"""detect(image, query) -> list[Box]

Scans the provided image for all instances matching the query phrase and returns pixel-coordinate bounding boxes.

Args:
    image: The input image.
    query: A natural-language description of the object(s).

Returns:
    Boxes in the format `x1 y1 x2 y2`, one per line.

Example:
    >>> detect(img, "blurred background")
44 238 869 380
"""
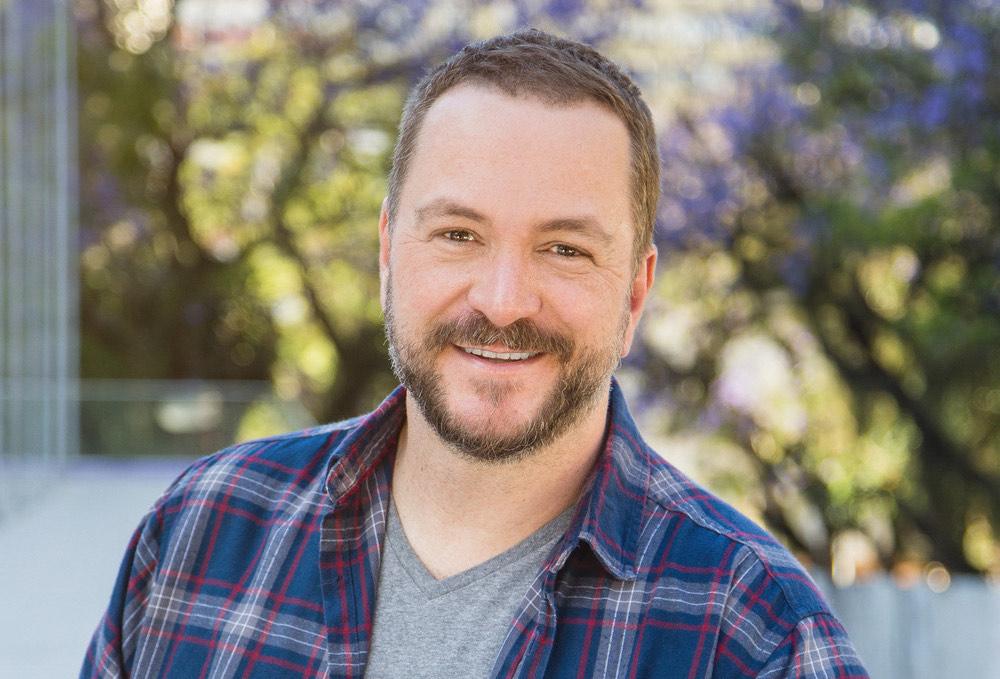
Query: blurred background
2 0 999 676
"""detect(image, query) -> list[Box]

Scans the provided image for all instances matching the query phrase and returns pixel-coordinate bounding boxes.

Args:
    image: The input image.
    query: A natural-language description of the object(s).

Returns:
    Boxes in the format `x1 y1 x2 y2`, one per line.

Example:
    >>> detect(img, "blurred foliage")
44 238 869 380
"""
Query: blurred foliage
641 0 1000 577
76 0 635 424
76 0 998 577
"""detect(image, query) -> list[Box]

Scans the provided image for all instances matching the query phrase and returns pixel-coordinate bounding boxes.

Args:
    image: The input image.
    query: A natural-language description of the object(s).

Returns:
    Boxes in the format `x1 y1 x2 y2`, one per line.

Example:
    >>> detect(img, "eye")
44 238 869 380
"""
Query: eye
441 229 476 243
550 243 584 258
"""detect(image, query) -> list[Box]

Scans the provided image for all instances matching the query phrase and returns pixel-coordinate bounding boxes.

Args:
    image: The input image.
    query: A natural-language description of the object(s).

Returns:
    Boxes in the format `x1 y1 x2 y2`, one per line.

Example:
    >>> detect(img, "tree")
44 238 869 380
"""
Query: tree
76 0 645 422
641 0 999 576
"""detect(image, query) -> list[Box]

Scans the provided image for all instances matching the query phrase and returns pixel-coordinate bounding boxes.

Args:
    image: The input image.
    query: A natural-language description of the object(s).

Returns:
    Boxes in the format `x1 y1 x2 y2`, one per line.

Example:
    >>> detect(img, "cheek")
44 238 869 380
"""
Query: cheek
389 255 470 321
541 273 628 326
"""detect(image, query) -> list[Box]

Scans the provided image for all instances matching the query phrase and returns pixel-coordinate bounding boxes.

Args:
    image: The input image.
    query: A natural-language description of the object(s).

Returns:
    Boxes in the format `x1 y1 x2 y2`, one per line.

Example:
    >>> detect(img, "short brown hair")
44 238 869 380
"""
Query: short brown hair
386 29 660 267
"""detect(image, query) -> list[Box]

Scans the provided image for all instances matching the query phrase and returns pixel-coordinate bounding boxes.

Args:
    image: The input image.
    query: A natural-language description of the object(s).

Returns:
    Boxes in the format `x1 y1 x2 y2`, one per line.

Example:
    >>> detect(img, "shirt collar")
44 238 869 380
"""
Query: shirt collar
547 378 648 581
323 379 649 581
324 385 406 505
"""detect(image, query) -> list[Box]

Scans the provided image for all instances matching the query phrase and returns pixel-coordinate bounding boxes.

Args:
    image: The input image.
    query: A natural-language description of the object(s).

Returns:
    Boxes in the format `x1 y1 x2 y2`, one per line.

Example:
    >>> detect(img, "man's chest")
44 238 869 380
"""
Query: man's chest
127 504 332 677
131 553 730 679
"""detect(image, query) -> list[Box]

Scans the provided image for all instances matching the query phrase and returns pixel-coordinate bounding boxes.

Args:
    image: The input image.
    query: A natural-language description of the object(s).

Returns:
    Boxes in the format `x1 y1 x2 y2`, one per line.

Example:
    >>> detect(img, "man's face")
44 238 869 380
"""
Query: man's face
380 85 655 462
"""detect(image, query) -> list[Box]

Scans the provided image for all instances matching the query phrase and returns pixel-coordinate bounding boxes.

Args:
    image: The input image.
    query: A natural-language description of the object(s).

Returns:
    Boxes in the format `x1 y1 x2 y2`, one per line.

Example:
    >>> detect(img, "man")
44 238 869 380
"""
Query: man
83 30 868 678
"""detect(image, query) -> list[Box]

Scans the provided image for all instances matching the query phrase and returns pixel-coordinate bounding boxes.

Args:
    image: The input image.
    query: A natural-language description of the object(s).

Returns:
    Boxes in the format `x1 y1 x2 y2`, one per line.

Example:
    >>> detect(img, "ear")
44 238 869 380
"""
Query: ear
620 245 657 357
378 198 391 309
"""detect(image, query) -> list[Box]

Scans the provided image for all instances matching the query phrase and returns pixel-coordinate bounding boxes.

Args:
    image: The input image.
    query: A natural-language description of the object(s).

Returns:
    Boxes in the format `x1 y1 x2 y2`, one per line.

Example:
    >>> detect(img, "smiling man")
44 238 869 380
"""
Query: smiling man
83 30 868 678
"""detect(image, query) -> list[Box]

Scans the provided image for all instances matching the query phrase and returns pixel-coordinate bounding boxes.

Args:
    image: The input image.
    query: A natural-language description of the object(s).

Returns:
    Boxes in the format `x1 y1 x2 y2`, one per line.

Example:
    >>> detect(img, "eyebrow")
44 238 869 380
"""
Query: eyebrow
415 198 614 245
537 217 614 246
415 199 490 226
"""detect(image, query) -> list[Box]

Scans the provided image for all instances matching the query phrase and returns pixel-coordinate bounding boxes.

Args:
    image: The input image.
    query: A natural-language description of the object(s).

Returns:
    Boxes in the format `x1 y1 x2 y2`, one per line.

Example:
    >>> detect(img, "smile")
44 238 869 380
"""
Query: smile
461 346 538 361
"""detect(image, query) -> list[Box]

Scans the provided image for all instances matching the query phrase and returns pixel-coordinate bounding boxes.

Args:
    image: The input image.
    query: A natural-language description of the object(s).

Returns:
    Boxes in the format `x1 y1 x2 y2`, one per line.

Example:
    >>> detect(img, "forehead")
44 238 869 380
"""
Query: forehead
398 84 633 241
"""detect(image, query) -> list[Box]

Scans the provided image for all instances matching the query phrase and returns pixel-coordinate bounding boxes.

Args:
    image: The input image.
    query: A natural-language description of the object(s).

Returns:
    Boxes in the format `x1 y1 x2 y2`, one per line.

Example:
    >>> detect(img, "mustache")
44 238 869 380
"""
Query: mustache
426 312 573 360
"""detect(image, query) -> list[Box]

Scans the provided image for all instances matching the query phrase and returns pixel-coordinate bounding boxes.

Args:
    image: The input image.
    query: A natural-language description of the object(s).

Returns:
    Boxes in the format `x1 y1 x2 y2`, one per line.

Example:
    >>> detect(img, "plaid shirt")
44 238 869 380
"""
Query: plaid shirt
83 381 868 678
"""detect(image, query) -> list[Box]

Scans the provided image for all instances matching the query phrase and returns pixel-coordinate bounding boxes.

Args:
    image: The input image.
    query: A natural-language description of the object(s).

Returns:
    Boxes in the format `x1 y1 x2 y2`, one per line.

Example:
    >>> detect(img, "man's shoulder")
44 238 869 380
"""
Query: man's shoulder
153 415 366 516
622 451 866 677
636 448 831 621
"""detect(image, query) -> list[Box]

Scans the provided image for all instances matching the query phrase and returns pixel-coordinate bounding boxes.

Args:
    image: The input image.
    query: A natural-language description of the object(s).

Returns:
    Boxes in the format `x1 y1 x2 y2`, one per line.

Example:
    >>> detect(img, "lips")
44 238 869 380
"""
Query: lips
461 346 539 361
426 312 574 362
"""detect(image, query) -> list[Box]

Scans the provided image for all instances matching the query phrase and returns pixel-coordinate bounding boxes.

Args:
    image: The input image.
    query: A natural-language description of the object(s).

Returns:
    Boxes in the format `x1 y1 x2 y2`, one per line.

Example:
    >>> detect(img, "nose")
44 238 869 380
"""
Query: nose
465 252 542 328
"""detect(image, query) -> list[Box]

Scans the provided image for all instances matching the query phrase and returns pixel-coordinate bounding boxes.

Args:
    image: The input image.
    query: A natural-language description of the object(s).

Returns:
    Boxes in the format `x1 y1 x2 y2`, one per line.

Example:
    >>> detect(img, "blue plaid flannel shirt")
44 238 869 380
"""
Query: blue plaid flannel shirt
82 381 868 678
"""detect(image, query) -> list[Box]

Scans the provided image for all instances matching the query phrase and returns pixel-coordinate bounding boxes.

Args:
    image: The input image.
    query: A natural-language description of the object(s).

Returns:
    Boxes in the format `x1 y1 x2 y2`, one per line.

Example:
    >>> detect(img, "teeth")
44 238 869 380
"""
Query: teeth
463 347 536 361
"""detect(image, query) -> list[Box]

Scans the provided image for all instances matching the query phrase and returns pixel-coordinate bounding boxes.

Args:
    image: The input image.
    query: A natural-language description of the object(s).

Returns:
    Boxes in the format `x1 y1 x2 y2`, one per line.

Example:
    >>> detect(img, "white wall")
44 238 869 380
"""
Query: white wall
819 573 1000 678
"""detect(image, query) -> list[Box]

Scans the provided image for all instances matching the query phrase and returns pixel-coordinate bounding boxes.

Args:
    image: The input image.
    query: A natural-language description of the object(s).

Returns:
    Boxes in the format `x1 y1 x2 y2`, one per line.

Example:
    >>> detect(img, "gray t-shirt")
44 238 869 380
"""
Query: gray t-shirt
364 501 573 679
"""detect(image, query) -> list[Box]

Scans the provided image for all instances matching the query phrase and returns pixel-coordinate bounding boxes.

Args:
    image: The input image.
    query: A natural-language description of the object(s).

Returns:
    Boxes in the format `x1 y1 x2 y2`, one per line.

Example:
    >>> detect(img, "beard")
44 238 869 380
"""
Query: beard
383 277 628 464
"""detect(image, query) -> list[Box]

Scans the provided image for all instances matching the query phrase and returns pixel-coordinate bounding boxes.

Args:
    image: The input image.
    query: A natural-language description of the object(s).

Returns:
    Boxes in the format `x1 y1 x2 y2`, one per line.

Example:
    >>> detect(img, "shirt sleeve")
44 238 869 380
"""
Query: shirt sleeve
756 613 870 678
79 502 165 678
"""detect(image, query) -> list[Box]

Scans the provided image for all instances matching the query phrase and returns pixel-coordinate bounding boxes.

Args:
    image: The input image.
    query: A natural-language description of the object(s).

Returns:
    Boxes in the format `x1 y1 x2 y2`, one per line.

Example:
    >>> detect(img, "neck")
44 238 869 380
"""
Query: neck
390 387 610 579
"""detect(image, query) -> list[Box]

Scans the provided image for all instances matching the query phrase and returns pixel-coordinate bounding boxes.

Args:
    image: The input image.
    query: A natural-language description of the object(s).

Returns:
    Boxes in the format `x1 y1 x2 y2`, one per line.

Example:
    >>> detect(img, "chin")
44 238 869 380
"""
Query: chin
453 377 542 418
